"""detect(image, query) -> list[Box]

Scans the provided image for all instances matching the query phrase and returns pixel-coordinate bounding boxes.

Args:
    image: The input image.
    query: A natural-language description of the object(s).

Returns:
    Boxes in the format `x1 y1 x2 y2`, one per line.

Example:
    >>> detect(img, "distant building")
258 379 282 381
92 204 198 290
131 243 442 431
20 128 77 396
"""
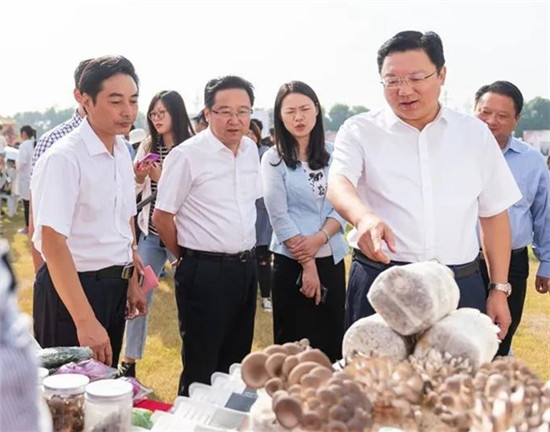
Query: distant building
523 130 550 156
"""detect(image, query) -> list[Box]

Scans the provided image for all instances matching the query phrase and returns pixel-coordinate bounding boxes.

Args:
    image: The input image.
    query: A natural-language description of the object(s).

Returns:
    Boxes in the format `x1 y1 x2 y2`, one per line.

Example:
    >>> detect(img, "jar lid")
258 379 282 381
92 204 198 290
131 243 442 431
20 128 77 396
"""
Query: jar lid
43 374 90 395
85 379 133 400
37 367 49 382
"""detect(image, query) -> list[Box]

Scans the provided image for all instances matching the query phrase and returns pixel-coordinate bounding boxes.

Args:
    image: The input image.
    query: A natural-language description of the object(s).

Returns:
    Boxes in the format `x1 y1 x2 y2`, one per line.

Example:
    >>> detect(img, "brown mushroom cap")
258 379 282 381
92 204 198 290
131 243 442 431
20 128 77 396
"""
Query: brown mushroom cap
271 389 289 406
265 377 284 396
300 373 323 388
309 365 334 382
282 355 299 378
241 351 269 388
326 420 348 432
317 387 338 405
298 338 310 348
265 352 287 378
329 405 349 422
264 345 288 356
301 410 322 430
274 396 303 429
283 342 304 355
288 361 322 386
298 349 333 369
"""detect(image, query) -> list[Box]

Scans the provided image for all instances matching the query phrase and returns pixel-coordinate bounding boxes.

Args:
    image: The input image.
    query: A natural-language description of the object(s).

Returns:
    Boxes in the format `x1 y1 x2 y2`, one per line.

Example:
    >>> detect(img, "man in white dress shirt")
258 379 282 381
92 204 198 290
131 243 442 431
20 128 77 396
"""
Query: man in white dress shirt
328 31 521 340
154 75 261 396
31 55 146 366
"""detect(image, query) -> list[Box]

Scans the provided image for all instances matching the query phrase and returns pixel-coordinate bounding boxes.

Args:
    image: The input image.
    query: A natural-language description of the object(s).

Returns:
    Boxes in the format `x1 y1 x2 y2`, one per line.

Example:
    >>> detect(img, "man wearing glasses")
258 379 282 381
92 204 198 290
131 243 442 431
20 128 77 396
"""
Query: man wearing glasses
153 76 261 396
474 81 550 356
328 31 521 342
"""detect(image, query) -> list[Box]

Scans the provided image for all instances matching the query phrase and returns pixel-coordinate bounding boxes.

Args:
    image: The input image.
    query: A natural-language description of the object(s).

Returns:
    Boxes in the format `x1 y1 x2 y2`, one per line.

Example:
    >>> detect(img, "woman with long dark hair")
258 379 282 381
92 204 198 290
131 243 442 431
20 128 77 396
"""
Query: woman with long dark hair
16 125 36 234
119 90 194 377
261 81 348 361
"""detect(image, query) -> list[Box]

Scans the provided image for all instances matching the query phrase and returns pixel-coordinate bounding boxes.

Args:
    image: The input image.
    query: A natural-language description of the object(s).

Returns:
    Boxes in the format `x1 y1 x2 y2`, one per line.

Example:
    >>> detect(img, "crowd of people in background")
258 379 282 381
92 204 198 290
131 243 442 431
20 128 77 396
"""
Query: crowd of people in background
0 30 549 424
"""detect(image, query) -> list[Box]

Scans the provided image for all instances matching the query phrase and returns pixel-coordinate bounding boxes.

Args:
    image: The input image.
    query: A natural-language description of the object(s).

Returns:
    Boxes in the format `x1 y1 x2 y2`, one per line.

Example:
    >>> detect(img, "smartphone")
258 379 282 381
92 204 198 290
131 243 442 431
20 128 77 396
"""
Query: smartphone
320 285 328 304
137 152 160 167
296 272 328 304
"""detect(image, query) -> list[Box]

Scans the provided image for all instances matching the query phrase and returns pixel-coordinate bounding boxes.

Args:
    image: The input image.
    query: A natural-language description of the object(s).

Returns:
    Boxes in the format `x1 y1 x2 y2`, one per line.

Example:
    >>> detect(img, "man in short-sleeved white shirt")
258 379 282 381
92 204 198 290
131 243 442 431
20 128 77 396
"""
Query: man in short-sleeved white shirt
328 31 521 340
154 76 261 396
31 56 146 367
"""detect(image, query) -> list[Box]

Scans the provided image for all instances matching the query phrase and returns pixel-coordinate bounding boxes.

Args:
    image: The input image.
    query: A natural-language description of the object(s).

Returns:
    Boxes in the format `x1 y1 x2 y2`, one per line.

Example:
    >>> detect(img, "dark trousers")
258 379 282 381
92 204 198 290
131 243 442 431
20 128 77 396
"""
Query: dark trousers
22 199 30 228
479 247 529 356
33 264 128 366
256 245 272 298
174 255 257 396
345 252 486 330
272 254 346 362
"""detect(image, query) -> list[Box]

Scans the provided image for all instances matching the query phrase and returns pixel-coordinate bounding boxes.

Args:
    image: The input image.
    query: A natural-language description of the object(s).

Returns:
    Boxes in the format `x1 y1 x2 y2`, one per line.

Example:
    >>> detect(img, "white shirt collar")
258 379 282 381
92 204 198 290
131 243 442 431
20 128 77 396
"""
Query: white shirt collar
80 117 126 157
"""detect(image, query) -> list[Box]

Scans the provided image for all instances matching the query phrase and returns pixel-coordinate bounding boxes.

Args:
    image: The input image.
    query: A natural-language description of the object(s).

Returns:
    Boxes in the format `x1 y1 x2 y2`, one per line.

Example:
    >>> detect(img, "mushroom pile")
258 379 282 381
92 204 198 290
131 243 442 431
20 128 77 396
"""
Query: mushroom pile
241 339 372 431
240 262 549 431
425 357 550 432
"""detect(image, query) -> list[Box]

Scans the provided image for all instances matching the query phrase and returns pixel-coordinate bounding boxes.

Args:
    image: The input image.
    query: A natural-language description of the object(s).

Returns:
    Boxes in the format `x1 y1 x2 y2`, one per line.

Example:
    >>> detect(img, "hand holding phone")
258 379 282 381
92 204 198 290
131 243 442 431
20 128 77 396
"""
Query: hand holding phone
296 271 328 304
139 265 159 294
137 152 160 168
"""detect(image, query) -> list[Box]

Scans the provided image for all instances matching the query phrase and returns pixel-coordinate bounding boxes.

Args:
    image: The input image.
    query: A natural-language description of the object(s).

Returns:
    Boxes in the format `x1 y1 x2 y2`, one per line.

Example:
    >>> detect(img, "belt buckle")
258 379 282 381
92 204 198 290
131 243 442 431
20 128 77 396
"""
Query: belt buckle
238 251 249 262
121 264 134 280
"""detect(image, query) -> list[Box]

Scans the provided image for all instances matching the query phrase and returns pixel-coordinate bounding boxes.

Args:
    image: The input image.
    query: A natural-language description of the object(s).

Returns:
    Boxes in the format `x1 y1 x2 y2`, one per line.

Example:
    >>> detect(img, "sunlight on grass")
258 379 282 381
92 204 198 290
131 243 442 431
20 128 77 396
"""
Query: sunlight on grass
3 205 549 403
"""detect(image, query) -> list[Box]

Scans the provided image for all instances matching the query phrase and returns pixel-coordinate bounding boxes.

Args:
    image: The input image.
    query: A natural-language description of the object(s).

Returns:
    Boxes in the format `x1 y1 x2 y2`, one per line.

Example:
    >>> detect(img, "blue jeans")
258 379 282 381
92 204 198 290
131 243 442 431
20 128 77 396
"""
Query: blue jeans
123 233 175 359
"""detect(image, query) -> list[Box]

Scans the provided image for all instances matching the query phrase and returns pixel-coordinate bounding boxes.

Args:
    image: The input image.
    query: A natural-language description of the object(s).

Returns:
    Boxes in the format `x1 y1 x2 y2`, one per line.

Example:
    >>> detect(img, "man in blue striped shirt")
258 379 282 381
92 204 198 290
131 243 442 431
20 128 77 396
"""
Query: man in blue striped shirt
475 81 550 356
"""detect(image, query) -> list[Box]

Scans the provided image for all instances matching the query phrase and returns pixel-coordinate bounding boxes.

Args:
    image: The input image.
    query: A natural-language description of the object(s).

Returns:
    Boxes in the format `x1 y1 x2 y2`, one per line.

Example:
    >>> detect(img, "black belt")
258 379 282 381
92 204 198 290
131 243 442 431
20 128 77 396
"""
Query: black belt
353 249 479 280
479 247 526 260
80 264 134 280
181 247 256 262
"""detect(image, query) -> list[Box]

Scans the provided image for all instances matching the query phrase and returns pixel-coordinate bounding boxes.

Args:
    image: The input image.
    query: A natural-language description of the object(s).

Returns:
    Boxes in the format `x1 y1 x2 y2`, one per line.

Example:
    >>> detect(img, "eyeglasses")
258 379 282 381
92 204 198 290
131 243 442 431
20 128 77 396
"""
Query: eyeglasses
210 108 253 119
380 70 438 89
148 110 167 121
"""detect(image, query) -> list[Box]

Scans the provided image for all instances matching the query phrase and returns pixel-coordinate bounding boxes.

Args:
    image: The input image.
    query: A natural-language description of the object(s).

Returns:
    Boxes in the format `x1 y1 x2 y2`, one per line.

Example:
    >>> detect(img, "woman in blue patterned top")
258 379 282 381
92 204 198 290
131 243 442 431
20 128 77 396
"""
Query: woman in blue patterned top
261 81 348 362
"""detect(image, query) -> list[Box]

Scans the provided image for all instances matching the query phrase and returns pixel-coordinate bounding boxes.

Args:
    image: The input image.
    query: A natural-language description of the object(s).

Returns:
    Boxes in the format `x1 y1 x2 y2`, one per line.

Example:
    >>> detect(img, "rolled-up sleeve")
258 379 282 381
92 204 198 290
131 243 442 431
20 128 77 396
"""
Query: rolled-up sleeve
261 150 300 242
31 152 79 254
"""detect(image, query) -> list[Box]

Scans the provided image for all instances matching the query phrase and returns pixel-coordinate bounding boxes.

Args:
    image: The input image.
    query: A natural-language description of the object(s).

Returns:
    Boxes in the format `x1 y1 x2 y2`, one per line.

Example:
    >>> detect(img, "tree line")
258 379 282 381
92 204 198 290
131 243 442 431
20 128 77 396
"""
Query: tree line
7 98 548 140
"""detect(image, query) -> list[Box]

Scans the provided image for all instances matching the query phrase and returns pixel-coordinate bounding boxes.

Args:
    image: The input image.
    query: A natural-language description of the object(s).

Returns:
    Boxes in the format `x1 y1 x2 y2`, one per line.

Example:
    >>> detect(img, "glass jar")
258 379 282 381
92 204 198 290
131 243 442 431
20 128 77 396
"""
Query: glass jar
84 379 133 432
38 367 53 432
43 373 90 432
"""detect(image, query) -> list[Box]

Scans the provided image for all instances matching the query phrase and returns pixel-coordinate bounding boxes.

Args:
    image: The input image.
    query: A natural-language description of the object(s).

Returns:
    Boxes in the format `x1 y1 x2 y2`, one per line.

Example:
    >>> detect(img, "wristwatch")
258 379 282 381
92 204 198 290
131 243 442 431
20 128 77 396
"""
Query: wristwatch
488 282 512 297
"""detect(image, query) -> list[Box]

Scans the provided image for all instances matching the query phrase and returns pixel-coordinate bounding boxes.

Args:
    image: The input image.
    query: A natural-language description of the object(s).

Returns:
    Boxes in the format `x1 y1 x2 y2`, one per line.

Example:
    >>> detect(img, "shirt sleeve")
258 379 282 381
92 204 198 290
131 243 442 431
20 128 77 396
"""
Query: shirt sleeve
328 119 365 187
155 148 192 214
261 150 301 242
32 134 53 168
30 152 79 253
478 127 522 217
531 158 550 277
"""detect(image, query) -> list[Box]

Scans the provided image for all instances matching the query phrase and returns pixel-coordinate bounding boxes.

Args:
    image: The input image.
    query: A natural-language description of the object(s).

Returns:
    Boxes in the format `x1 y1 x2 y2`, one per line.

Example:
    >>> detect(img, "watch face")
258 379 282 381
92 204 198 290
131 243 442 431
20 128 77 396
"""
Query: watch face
489 282 512 296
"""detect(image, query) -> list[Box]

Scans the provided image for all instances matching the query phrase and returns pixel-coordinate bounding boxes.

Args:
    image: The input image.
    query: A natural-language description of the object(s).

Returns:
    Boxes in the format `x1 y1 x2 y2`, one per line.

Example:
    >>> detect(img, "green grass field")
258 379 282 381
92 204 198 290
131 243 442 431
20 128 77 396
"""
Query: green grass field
2 207 548 403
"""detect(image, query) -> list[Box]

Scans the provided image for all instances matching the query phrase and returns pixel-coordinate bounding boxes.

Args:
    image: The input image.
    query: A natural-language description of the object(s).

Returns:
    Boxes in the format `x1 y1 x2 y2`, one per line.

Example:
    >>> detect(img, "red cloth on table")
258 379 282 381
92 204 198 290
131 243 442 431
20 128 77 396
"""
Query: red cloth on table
134 399 172 412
